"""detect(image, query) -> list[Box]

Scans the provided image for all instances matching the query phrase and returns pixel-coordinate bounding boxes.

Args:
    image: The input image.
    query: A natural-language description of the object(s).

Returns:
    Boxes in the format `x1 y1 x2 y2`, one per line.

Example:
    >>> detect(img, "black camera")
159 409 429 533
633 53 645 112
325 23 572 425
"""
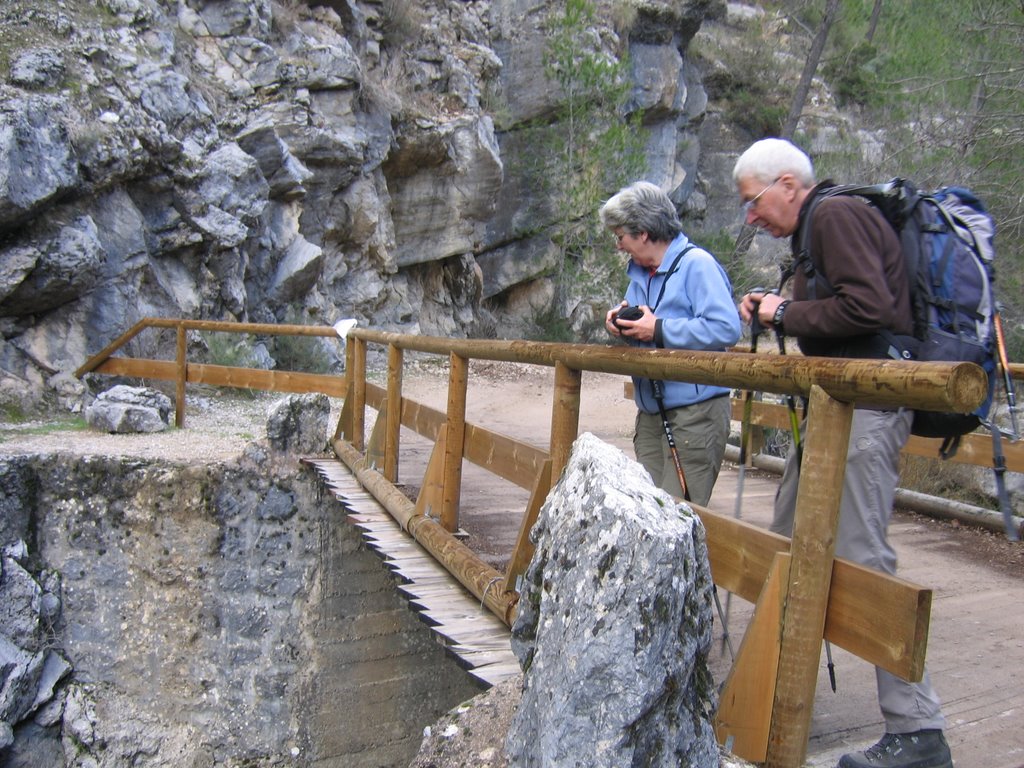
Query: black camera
613 305 644 329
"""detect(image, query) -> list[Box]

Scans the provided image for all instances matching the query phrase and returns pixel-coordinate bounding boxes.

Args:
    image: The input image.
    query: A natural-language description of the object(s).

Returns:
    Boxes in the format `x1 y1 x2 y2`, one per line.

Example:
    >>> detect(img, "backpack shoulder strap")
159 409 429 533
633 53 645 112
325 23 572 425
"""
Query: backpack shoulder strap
786 179 911 298
787 185 848 296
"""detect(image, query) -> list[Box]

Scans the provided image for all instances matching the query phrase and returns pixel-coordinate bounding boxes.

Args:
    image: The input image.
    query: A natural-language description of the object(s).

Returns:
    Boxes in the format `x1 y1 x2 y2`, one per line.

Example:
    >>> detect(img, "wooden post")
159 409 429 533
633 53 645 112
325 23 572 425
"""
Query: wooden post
350 337 366 452
549 362 582 480
766 385 853 767
441 353 469 532
335 340 355 443
175 324 186 428
384 344 403 482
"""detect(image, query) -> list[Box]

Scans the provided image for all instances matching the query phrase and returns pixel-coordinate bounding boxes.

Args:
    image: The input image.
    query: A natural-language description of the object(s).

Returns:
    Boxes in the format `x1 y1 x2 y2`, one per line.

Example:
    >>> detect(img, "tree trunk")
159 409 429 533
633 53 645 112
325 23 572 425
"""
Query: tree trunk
731 0 843 263
866 0 884 43
782 0 842 138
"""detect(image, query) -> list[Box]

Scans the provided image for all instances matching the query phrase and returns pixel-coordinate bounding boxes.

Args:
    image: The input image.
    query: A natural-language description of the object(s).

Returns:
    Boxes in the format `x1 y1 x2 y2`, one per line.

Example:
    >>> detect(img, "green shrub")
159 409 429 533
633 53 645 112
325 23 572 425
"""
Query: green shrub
200 332 261 369
273 333 333 374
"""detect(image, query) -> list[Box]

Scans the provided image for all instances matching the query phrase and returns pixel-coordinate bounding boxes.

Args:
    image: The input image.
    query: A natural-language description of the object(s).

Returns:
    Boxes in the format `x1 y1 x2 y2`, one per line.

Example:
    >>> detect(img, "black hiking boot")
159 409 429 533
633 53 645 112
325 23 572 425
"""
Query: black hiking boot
837 730 953 768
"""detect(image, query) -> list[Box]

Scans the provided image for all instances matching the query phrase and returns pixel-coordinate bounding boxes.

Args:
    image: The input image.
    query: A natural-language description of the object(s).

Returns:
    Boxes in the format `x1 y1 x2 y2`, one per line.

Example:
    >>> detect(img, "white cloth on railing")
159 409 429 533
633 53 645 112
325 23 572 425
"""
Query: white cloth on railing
333 319 358 339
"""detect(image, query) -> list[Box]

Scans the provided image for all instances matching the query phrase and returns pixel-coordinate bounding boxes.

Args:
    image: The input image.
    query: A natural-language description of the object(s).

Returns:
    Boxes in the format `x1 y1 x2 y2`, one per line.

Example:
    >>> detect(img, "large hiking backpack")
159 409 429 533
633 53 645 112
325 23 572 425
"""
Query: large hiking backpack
793 178 998 449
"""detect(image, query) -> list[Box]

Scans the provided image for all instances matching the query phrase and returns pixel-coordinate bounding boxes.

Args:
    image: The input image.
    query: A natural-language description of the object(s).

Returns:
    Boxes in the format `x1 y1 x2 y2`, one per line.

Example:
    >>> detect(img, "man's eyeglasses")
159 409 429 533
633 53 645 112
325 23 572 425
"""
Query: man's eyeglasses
612 230 631 244
742 177 780 212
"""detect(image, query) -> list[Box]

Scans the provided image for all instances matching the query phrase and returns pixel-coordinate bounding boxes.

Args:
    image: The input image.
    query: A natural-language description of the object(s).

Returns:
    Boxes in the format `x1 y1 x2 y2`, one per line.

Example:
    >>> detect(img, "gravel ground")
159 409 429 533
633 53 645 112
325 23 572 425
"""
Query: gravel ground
0 389 295 462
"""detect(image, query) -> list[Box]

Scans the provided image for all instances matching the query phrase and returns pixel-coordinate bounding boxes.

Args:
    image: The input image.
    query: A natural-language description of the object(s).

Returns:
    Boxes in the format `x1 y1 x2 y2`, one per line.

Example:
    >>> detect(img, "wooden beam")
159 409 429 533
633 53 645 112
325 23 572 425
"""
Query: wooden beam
699 506 929 682
366 398 387 471
350 338 366 452
74 319 150 376
826 557 931 682
503 460 553 593
385 345 403 482
415 426 448 523
189 363 349 396
89 357 349 396
716 553 790 762
349 329 988 414
464 425 549 489
89 357 178 380
365 382 549 490
549 362 582 481
175 325 186 427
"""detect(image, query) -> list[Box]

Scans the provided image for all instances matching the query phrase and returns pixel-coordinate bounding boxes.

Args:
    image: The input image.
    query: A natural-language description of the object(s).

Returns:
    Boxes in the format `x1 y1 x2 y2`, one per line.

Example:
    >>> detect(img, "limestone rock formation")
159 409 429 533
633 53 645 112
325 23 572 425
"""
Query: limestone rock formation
508 432 718 767
0 541 70 752
266 392 331 454
0 0 723 414
0 442 479 766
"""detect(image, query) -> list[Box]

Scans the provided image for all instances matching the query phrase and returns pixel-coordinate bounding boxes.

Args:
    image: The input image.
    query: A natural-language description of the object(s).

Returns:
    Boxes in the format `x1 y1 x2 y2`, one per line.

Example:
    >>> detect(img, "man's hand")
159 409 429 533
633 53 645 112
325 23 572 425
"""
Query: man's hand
739 290 785 329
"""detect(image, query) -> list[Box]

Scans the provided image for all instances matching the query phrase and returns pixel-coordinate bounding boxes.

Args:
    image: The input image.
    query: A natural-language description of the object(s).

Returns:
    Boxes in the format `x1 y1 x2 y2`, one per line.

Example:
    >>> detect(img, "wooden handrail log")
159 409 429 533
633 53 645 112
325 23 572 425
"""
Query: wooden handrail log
75 318 151 376
132 317 341 337
333 438 518 626
76 317 342 377
349 329 986 413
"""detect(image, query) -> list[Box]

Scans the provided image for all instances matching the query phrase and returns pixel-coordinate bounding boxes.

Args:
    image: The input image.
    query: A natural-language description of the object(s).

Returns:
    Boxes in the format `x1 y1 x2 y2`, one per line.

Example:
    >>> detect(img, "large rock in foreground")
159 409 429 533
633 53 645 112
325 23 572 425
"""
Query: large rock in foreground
507 432 718 767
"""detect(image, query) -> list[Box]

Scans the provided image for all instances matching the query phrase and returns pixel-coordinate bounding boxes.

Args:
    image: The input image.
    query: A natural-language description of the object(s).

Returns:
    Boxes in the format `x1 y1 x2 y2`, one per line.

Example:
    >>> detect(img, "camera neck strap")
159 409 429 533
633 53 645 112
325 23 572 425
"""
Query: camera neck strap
648 244 696 311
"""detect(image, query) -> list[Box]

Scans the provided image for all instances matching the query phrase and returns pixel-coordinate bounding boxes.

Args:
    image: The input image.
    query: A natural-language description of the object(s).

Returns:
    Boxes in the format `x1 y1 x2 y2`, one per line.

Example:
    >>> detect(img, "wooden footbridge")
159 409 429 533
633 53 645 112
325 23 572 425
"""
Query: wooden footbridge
77 318 1023 768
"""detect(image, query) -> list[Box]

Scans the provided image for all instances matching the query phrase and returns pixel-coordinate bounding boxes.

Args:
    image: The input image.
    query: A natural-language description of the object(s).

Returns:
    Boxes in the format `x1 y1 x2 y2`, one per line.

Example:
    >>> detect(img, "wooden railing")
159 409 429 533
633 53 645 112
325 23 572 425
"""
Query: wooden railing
333 328 989 767
75 318 347 426
78 319 1001 768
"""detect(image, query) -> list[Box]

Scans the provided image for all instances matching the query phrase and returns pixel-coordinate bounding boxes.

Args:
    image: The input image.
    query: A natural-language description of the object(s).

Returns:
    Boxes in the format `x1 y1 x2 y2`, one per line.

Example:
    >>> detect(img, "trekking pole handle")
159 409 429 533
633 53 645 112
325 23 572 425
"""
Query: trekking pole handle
747 286 777 341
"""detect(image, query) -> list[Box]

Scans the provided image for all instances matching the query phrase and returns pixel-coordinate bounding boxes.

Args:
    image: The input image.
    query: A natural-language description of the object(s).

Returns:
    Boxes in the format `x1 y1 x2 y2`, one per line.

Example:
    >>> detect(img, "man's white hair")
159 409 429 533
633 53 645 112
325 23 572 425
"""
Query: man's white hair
732 138 816 187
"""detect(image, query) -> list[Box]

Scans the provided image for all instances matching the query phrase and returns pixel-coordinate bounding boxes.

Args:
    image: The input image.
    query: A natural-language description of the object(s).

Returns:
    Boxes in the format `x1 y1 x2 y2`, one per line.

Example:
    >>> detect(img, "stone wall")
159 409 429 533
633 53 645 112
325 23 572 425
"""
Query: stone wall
0 452 480 766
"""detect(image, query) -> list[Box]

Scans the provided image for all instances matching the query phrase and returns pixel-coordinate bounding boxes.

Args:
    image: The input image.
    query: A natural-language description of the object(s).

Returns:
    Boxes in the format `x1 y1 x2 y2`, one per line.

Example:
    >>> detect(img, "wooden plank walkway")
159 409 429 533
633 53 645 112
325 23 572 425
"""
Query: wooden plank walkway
303 458 521 688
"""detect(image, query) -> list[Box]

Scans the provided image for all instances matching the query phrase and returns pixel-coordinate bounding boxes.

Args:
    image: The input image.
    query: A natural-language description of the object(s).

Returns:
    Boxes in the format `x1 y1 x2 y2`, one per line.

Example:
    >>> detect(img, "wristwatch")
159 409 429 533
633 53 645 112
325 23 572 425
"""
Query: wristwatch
772 300 790 331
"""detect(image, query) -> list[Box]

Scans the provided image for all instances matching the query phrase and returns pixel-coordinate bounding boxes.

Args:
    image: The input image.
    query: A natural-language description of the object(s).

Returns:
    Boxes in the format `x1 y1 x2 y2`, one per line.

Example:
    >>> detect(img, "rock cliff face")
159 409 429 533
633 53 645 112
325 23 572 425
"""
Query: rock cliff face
0 0 722 412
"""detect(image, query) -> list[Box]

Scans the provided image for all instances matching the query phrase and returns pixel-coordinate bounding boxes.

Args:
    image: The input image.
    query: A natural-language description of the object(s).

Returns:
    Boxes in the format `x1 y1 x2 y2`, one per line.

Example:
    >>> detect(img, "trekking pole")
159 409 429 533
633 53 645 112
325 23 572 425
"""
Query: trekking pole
720 303 766 658
990 305 1021 541
712 584 735 661
771 302 804 465
990 425 1019 541
651 380 691 503
993 306 1020 440
651 380 735 659
824 631 837 692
